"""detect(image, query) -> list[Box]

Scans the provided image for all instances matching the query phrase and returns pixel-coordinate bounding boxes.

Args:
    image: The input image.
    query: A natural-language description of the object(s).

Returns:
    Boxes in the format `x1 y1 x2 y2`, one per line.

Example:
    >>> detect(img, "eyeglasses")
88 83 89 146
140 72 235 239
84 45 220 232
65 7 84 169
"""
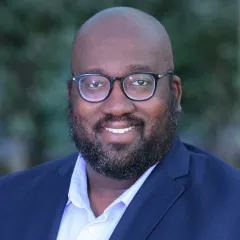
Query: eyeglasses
71 70 173 103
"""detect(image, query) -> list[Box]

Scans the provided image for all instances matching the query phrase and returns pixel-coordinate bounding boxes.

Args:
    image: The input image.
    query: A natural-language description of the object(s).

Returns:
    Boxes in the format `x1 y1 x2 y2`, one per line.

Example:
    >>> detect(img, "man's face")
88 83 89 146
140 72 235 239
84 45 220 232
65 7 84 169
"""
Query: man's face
69 28 181 179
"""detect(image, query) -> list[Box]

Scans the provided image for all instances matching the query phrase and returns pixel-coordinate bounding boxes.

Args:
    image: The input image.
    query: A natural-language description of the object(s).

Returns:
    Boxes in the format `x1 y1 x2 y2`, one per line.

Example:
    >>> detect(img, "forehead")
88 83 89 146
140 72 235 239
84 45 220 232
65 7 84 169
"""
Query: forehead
71 17 169 75
73 41 159 74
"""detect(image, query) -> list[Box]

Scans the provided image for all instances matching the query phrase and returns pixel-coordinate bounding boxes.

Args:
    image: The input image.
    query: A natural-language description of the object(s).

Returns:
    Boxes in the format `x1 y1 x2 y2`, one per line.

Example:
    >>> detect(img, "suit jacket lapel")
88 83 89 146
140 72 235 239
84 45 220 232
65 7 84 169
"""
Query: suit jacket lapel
110 138 190 240
9 154 77 240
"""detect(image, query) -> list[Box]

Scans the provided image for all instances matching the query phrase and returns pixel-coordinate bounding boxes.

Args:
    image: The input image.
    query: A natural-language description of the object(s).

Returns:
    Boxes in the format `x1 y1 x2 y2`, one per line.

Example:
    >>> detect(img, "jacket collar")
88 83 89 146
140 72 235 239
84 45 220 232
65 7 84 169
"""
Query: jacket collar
109 137 190 240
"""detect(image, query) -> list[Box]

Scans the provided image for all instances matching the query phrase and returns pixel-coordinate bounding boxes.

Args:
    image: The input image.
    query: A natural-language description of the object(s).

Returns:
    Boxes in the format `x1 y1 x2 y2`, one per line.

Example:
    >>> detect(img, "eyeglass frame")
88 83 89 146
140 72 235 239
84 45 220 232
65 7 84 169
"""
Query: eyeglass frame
71 70 173 103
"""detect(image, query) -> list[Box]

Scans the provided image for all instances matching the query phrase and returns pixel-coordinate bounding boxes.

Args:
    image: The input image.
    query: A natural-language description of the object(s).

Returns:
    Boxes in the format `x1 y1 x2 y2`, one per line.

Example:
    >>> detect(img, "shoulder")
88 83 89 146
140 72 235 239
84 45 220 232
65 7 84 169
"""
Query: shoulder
183 142 240 198
0 152 78 192
184 142 240 178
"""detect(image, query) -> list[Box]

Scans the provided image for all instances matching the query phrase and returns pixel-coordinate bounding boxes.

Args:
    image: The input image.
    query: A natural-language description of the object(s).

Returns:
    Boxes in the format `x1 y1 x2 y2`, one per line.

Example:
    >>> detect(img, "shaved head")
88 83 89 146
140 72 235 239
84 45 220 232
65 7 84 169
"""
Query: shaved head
71 7 174 74
68 7 182 179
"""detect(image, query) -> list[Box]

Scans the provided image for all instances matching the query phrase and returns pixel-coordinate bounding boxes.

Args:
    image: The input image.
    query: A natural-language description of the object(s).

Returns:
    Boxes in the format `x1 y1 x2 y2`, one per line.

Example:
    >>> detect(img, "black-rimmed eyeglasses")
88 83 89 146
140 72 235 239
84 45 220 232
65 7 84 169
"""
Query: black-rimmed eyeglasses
71 70 173 103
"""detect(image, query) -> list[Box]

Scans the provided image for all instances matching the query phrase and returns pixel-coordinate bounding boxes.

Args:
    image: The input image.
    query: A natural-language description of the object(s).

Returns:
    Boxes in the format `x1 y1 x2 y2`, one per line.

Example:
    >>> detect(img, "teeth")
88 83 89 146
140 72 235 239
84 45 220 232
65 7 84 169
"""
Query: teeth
105 127 134 134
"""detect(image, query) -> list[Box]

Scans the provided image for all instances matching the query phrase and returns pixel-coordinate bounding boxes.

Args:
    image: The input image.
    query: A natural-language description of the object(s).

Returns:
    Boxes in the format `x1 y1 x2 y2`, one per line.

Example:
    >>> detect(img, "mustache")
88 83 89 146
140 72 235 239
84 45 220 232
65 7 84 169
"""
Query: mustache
93 114 145 132
67 100 145 131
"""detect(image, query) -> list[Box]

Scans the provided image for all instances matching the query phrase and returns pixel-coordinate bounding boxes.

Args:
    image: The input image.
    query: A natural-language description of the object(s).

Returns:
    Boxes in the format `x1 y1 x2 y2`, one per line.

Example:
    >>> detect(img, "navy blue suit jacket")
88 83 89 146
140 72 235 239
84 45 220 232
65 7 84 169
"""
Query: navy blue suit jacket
1 138 240 240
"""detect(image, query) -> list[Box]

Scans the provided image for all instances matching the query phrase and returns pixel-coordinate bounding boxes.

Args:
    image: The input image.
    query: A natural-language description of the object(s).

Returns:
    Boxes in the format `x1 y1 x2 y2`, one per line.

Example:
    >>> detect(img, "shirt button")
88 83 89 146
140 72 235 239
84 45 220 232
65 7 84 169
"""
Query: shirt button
88 227 96 234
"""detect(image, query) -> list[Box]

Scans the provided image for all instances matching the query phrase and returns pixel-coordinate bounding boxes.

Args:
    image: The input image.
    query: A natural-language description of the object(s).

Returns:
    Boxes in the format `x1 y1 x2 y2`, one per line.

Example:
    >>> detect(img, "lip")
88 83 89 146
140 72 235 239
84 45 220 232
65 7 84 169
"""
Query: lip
100 126 138 144
97 122 140 144
105 126 134 134
101 121 135 129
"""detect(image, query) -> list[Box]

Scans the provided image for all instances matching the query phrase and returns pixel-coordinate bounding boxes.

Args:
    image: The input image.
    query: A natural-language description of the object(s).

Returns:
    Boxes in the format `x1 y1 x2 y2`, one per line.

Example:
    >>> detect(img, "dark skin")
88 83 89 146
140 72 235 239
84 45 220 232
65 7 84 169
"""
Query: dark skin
87 165 136 216
69 7 182 217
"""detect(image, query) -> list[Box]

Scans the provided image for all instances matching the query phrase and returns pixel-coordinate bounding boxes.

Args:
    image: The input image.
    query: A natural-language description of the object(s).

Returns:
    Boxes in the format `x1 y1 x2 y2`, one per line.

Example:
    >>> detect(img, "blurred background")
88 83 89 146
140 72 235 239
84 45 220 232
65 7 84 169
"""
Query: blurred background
0 0 239 175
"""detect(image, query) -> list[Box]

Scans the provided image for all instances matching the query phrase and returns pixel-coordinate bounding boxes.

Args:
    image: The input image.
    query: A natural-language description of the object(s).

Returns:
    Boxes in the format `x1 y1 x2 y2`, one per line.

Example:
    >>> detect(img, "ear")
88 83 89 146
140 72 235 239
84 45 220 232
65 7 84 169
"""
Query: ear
171 75 182 112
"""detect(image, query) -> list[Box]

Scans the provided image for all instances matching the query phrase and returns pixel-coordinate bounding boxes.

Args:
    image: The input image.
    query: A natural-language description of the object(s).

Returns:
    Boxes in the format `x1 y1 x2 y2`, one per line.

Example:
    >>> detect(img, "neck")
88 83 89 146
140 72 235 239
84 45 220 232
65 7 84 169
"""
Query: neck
86 164 137 217
86 164 137 192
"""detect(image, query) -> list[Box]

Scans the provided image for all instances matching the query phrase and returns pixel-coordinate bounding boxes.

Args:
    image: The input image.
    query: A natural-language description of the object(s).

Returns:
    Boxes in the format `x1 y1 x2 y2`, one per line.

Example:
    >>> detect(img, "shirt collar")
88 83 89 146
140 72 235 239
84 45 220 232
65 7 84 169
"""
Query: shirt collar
67 154 89 208
116 164 156 206
67 154 157 208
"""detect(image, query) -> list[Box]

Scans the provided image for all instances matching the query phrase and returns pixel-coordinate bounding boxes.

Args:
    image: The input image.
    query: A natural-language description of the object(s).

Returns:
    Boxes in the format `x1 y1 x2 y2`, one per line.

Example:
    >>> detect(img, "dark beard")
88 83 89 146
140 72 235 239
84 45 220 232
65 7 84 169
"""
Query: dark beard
68 91 179 180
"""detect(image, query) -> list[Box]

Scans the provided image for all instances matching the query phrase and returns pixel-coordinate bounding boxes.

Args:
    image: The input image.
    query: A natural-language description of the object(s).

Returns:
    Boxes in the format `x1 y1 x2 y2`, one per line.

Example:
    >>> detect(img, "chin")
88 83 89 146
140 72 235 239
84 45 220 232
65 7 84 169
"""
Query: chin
107 143 129 151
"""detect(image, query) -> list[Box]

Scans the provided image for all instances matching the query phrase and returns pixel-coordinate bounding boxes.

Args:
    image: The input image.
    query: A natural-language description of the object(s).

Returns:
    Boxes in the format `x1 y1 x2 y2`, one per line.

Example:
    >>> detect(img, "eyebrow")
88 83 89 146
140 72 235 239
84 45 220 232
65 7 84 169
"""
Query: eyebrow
71 68 107 76
128 64 153 72
71 64 153 76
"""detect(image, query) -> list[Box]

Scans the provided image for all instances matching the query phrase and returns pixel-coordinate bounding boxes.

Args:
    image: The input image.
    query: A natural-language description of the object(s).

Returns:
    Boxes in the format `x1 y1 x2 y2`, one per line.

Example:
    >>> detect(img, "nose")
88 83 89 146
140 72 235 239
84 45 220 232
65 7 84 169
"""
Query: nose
100 81 136 116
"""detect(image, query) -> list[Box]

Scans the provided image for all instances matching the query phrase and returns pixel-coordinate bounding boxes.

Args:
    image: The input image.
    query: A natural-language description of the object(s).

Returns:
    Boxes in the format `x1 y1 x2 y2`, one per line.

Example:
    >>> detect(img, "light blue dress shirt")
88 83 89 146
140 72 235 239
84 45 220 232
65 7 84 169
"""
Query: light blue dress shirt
57 154 156 240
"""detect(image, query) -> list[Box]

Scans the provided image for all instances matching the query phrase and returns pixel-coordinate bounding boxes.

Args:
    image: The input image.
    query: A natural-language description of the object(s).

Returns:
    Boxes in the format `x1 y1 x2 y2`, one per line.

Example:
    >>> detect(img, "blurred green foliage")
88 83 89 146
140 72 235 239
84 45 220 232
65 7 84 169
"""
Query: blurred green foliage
0 0 239 174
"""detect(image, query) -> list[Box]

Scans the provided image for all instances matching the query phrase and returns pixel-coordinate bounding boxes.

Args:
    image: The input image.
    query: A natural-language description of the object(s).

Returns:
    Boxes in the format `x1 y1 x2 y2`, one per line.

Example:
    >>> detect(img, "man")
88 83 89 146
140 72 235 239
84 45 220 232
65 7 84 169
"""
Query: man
0 7 240 240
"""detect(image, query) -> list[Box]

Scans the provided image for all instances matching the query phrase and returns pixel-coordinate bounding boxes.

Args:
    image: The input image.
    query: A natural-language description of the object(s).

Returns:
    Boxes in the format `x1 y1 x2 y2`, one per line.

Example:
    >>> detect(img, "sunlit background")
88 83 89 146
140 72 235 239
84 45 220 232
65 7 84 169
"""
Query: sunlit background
0 0 239 175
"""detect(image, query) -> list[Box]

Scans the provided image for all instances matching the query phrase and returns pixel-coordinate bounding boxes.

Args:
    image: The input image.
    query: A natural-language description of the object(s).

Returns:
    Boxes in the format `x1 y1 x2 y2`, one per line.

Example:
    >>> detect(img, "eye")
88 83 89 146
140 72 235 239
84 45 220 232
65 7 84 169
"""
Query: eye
89 81 104 88
131 79 149 86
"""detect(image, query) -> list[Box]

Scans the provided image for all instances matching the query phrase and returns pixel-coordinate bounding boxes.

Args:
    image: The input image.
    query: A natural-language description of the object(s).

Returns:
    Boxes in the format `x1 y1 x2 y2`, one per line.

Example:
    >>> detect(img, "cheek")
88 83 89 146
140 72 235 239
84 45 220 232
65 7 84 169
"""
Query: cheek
71 87 102 132
136 95 170 136
147 84 171 119
139 88 170 118
71 85 93 117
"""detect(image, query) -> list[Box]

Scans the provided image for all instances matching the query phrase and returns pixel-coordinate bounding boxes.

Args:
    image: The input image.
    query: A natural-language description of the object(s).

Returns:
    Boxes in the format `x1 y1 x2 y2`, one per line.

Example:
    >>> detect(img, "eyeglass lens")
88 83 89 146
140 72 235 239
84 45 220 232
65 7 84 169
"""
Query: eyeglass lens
78 74 155 102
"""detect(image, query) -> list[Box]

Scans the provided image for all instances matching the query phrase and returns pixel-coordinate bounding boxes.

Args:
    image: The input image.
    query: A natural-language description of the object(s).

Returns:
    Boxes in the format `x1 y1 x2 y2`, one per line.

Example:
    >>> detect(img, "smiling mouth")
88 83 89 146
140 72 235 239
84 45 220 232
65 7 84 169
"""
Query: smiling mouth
104 127 134 134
